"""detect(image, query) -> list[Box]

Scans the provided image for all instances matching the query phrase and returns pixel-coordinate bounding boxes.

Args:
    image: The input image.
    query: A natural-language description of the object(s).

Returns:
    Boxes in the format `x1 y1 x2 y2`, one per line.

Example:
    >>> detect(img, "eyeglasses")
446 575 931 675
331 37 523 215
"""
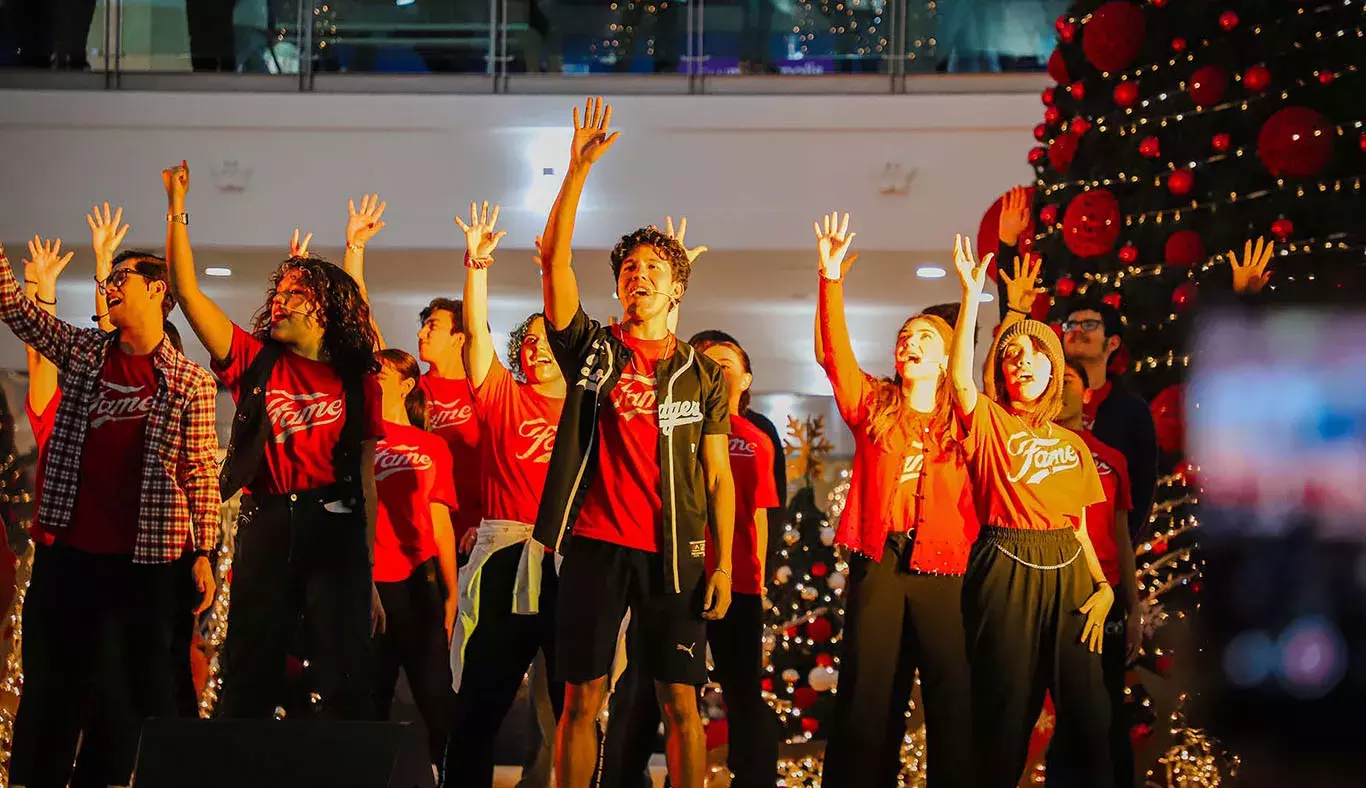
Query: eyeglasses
1061 319 1104 334
98 268 149 292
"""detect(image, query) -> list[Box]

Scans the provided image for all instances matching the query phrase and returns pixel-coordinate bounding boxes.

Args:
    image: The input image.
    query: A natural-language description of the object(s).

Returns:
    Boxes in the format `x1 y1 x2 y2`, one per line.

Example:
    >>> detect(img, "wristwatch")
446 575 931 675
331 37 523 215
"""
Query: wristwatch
166 212 189 225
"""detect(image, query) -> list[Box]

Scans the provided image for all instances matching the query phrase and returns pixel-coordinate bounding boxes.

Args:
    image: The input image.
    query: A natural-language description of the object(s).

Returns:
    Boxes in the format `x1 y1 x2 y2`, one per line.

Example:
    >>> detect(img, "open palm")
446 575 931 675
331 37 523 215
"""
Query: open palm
815 212 857 281
953 233 993 294
570 96 620 165
455 201 507 261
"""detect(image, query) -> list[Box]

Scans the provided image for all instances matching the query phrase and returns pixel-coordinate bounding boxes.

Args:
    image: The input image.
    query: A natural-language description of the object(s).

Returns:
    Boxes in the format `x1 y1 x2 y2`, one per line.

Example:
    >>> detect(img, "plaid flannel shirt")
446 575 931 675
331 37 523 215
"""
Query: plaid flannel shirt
0 254 220 563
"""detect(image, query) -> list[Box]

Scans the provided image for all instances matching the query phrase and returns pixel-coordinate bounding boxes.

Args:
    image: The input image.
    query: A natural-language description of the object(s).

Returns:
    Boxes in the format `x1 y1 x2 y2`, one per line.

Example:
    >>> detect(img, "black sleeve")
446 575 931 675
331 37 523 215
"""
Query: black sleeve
1126 396 1160 544
745 409 788 513
994 238 1021 322
545 304 603 375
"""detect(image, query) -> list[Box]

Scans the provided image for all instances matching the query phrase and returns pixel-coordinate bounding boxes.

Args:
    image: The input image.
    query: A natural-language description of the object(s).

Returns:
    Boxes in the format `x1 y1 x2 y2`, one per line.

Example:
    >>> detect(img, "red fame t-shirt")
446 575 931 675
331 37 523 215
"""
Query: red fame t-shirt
1077 429 1132 587
25 391 60 547
215 325 385 495
472 363 563 525
421 374 482 539
373 421 458 583
62 347 158 554
706 414 780 596
574 329 675 553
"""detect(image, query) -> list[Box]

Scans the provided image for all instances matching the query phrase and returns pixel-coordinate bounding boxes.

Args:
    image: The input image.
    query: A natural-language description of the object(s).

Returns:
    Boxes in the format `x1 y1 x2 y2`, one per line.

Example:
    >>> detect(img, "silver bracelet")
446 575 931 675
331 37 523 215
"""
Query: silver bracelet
713 567 732 580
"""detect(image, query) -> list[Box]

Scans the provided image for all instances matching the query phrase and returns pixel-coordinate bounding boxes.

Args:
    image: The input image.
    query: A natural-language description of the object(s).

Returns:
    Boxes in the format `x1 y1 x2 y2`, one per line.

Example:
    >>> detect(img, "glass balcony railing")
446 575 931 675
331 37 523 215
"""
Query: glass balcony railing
0 0 1064 89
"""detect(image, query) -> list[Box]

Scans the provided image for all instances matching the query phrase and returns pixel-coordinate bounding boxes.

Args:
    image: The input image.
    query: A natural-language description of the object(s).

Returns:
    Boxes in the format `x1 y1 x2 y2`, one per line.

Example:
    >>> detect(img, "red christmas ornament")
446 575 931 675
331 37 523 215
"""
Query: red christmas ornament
1151 385 1185 454
1211 132 1231 152
1113 81 1140 108
1174 459 1199 487
1155 655 1175 676
784 625 799 640
1172 281 1198 311
811 562 829 578
1082 1 1147 72
1070 117 1092 137
1243 64 1271 92
1055 275 1077 297
1188 65 1229 106
1055 14 1068 34
1069 80 1086 100
1030 290 1052 321
1359 131 1366 152
761 678 774 692
1042 86 1057 106
1163 229 1205 267
1101 292 1122 309
1171 37 1187 53
1049 132 1080 172
285 655 304 680
1167 168 1195 196
1040 204 1059 226
1044 105 1062 126
1047 50 1070 85
1060 22 1077 44
794 687 818 710
1139 136 1161 158
1258 106 1335 177
705 718 729 751
1029 146 1047 165
1318 71 1335 85
1130 724 1155 745
1152 537 1170 554
801 718 821 735
1219 10 1240 31
816 654 835 668
1271 218 1294 241
1118 243 1139 264
806 616 833 642
1062 189 1122 258
1034 123 1048 141
1151 0 1168 6
1192 581 1203 594
1050 322 1065 340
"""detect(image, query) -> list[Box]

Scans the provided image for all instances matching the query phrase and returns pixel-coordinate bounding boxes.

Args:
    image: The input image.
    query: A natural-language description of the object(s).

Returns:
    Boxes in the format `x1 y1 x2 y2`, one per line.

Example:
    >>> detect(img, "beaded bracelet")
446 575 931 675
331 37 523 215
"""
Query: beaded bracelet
464 251 493 270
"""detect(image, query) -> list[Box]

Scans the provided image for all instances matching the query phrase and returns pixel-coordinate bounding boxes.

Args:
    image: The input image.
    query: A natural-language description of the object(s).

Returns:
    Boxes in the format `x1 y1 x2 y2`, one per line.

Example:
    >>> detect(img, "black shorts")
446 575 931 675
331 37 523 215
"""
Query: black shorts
556 536 707 686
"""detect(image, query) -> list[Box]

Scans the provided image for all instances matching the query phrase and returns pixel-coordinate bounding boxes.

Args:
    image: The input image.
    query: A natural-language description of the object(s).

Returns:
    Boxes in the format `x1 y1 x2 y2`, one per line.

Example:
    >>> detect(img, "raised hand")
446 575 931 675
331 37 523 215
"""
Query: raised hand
454 201 508 262
347 193 387 249
25 236 74 288
664 216 708 264
998 184 1031 246
570 96 620 167
1000 252 1045 313
86 203 130 264
289 228 313 258
162 160 189 203
1228 236 1274 294
814 211 858 281
952 233 994 295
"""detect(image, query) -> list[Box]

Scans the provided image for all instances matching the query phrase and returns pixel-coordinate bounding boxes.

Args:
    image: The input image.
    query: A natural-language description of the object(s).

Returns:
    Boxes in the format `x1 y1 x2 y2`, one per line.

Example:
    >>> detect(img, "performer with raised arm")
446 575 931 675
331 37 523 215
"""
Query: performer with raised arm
947 237 1114 788
441 202 568 787
812 213 976 788
1 228 219 788
534 97 735 788
370 346 459 770
162 161 386 720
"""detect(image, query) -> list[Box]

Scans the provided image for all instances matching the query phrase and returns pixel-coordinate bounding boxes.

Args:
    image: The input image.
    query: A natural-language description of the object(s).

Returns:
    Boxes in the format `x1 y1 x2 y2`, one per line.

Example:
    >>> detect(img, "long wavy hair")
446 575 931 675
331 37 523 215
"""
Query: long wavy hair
251 256 381 381
864 314 958 457
376 348 427 429
507 312 544 384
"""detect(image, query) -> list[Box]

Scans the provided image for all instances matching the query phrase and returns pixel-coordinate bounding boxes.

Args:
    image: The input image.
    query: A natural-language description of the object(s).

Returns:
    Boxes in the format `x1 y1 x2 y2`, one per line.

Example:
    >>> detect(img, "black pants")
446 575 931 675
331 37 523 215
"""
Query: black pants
374 558 454 766
600 593 779 788
965 527 1111 788
823 536 974 788
1045 605 1134 788
217 494 374 720
443 544 561 788
10 543 179 788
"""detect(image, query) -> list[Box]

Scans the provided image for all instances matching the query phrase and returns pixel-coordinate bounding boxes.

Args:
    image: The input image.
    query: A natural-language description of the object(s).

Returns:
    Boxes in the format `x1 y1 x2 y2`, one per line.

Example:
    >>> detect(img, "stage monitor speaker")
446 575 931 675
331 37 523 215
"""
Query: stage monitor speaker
131 719 435 788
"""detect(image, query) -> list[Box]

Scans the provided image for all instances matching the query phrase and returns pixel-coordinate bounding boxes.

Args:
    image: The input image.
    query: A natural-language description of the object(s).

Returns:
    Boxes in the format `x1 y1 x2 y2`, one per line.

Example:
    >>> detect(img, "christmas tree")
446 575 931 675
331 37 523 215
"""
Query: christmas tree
1000 0 1363 783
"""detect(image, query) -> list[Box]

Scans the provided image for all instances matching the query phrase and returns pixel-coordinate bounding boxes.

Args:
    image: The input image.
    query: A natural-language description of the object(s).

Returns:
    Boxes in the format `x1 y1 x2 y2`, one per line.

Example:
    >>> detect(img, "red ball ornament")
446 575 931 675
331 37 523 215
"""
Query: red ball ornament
1211 132 1231 152
1155 655 1176 676
1271 218 1294 241
761 678 774 692
1219 10 1240 31
1101 292 1122 309
794 687 818 710
1062 189 1122 258
1047 50 1070 85
1070 117 1092 137
1318 71 1335 85
1082 1 1147 72
1168 168 1194 196
1034 123 1048 141
811 562 829 578
1139 136 1161 158
1171 37 1187 53
1055 275 1077 297
1113 81 1140 108
1151 0 1168 6
1150 385 1185 453
1060 22 1077 44
1118 243 1138 264
816 653 835 668
1131 724 1155 745
1044 105 1062 126
1028 146 1047 165
1258 106 1334 177
1151 537 1170 554
1243 64 1271 92
1049 132 1080 172
1042 86 1056 106
1172 281 1198 312
784 625 799 640
1174 459 1199 487
1359 131 1366 152
801 718 821 735
1069 80 1086 100
1030 290 1052 321
1164 229 1205 267
1188 65 1229 106
806 616 833 642
1054 14 1068 34
1039 204 1059 226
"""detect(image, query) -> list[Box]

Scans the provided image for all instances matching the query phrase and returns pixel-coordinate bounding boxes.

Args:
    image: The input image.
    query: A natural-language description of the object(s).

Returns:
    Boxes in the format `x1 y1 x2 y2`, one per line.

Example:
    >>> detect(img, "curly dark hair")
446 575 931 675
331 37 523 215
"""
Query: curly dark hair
250 255 381 380
609 227 691 292
111 249 176 319
506 312 546 384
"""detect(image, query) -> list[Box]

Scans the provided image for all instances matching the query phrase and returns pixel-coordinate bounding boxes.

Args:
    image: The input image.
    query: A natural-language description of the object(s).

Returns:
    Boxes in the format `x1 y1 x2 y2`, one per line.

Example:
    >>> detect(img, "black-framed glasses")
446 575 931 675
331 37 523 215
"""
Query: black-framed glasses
1061 319 1104 334
97 268 149 292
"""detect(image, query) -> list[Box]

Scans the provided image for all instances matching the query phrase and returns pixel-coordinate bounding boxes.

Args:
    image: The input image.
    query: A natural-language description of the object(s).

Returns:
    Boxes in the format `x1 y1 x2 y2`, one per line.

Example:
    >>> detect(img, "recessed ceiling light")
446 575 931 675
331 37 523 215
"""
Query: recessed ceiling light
205 267 232 277
915 266 946 279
